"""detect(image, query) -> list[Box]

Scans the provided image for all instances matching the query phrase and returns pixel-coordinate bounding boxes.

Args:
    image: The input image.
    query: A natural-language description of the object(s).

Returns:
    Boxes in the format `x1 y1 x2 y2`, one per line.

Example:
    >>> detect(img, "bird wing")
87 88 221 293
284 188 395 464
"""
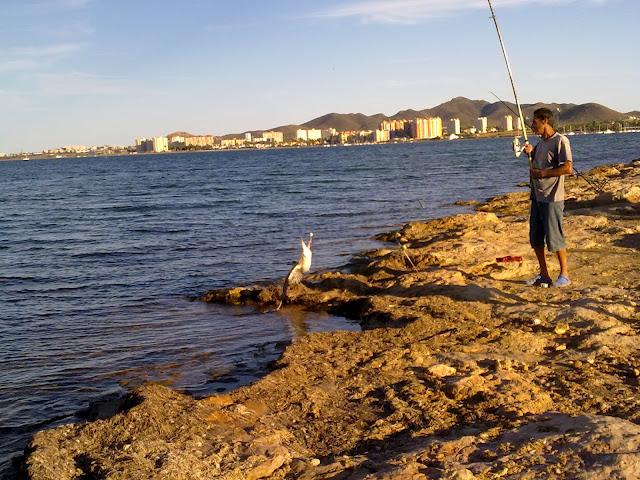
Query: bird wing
279 263 303 309
286 263 304 286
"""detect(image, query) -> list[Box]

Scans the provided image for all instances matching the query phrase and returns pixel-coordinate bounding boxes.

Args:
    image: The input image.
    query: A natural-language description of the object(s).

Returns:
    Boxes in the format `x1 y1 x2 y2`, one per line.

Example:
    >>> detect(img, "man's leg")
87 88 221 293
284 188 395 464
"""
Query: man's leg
547 201 569 280
530 200 551 281
556 248 568 278
534 245 550 279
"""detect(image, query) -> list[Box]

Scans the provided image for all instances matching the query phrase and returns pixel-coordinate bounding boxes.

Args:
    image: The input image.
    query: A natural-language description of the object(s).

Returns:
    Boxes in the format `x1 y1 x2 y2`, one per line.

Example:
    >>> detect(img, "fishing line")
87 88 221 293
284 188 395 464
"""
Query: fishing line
487 0 532 167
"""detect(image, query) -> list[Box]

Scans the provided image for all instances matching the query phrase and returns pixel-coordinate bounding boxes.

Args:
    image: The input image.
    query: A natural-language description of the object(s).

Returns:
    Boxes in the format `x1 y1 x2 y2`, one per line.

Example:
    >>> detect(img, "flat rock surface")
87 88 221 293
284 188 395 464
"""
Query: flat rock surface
23 160 640 479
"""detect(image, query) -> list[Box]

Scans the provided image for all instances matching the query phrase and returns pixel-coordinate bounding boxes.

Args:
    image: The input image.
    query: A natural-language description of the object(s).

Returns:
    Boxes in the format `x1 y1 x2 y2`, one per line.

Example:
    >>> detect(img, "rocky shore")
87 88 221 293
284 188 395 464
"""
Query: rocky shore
22 160 640 479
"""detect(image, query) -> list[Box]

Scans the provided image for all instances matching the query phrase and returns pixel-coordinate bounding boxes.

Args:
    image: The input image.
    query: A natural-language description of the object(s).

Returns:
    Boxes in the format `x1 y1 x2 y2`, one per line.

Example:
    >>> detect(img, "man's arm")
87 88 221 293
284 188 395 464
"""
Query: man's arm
530 161 572 179
530 136 573 178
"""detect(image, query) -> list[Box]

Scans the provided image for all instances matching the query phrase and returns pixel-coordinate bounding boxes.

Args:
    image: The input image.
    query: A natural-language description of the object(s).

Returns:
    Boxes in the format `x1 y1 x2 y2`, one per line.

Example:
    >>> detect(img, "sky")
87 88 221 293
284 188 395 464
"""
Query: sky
1 0 638 153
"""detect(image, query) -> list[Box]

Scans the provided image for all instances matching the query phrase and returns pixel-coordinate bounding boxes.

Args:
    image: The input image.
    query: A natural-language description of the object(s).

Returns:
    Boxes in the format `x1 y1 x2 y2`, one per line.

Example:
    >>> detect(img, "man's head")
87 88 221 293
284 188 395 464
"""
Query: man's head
531 107 555 136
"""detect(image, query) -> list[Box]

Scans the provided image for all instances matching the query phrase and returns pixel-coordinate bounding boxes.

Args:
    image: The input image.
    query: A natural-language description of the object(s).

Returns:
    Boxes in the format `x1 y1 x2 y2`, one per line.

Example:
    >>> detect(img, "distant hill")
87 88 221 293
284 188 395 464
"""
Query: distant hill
166 131 195 138
423 97 491 127
302 112 386 131
557 103 627 124
222 97 636 139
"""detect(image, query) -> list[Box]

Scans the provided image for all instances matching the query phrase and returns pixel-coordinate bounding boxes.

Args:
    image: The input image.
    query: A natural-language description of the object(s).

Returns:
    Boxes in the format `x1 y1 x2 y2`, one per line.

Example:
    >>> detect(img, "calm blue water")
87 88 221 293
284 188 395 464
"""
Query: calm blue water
1 134 639 472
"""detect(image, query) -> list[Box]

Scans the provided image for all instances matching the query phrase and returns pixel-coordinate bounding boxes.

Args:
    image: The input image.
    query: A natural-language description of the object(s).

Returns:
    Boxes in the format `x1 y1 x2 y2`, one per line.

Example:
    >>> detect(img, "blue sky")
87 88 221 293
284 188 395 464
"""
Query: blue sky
1 0 638 153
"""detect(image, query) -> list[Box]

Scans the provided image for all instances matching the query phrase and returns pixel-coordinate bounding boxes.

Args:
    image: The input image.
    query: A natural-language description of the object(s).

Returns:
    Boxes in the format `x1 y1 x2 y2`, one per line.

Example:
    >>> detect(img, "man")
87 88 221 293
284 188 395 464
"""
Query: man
522 107 573 287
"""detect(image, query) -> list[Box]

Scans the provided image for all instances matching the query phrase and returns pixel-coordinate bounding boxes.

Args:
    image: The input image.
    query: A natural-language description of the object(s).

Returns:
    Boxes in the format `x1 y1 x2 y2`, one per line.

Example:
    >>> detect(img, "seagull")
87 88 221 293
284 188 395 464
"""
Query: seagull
277 232 313 310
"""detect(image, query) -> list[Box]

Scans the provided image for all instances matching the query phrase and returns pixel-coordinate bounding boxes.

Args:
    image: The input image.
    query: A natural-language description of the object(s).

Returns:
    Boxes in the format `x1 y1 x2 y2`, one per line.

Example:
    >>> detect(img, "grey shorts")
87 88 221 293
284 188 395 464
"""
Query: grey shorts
530 200 565 252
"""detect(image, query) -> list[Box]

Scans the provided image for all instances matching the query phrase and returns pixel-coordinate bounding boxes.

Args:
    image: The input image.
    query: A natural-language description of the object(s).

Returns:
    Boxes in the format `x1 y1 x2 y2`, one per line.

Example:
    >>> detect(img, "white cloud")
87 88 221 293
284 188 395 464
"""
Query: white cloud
4 43 85 58
316 0 609 24
0 59 38 73
36 72 127 96
0 43 85 72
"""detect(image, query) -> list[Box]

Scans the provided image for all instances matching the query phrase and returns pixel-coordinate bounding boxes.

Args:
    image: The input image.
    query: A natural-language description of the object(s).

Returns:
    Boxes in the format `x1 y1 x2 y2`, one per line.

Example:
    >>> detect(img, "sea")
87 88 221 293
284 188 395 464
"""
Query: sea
1 133 639 475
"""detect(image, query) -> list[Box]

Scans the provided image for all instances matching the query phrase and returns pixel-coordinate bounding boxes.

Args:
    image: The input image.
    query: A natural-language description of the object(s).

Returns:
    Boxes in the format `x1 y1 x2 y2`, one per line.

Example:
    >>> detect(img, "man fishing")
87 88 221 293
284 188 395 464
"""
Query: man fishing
523 107 573 287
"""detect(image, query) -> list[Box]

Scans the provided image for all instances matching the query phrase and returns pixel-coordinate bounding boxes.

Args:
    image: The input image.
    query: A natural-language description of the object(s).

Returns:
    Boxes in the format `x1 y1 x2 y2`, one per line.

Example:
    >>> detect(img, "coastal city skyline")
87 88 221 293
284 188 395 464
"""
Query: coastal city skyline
4 95 640 157
1 0 638 153
5 93 639 157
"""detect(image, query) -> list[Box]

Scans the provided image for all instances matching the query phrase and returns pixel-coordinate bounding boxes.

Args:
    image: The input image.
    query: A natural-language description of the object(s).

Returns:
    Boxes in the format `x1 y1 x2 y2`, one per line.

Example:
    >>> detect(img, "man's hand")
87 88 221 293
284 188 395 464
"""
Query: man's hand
523 144 534 155
530 168 546 179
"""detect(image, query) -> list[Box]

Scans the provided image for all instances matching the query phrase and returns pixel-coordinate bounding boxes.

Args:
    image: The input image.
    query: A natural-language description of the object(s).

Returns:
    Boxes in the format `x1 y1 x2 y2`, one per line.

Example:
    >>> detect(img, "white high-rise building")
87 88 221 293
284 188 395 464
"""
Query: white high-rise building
321 128 337 139
153 136 169 152
262 131 283 143
477 117 488 134
245 132 252 142
504 115 513 131
374 129 390 142
307 129 322 141
448 118 461 135
296 129 322 141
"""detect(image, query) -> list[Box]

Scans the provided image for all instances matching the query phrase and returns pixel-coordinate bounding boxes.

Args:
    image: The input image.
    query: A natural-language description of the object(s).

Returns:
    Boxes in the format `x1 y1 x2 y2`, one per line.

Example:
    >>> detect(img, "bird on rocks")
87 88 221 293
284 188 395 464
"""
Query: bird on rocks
277 232 313 310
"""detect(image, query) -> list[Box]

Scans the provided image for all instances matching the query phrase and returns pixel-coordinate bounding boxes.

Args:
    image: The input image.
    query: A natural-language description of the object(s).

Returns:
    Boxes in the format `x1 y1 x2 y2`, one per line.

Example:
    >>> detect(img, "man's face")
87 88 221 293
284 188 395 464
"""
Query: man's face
531 117 546 135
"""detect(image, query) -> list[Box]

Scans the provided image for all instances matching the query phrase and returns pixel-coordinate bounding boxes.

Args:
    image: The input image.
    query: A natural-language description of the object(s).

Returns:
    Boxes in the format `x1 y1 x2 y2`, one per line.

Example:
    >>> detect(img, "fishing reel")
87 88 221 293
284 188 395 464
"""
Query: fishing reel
512 136 523 158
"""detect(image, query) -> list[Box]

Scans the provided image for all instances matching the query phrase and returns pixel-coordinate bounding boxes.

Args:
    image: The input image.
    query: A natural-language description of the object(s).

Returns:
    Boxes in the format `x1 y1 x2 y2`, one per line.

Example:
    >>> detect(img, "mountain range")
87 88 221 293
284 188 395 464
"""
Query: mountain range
225 97 639 139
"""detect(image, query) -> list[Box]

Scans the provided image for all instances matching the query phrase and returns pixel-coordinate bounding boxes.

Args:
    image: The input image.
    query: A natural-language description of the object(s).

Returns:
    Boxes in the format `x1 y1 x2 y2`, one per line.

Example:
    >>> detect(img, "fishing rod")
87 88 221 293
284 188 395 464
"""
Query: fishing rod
489 90 531 133
489 89 608 194
487 0 532 168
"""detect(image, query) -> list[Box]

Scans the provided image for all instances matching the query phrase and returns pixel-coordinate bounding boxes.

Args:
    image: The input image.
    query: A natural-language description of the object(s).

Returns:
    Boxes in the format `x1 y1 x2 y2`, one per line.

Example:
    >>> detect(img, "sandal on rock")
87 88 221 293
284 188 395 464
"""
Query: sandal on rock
552 275 571 288
526 275 552 287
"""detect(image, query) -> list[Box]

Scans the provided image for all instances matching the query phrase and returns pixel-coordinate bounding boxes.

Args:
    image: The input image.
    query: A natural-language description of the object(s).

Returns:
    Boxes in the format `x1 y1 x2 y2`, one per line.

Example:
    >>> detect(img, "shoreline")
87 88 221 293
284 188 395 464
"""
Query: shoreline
6 131 640 163
21 159 640 479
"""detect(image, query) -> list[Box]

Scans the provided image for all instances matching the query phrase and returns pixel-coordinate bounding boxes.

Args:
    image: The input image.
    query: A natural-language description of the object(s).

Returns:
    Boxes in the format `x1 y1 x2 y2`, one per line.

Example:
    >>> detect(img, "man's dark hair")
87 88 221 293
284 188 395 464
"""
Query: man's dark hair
533 107 555 128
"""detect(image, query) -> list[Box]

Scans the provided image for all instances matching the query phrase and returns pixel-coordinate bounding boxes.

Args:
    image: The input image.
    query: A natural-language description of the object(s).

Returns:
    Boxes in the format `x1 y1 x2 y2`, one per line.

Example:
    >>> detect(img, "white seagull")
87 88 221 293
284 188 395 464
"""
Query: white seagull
277 232 313 310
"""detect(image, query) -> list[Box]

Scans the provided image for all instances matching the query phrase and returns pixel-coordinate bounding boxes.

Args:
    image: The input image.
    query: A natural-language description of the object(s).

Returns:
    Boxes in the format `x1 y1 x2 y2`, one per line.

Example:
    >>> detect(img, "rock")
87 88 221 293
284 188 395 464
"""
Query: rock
554 323 570 335
618 185 640 203
245 447 290 480
428 364 458 378
444 468 476 479
445 375 487 400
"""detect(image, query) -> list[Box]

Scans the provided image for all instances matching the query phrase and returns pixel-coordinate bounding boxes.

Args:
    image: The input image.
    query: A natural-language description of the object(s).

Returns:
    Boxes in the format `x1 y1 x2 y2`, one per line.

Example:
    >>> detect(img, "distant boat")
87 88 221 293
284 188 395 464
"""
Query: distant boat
22 157 29 161
448 133 460 140
602 129 615 134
